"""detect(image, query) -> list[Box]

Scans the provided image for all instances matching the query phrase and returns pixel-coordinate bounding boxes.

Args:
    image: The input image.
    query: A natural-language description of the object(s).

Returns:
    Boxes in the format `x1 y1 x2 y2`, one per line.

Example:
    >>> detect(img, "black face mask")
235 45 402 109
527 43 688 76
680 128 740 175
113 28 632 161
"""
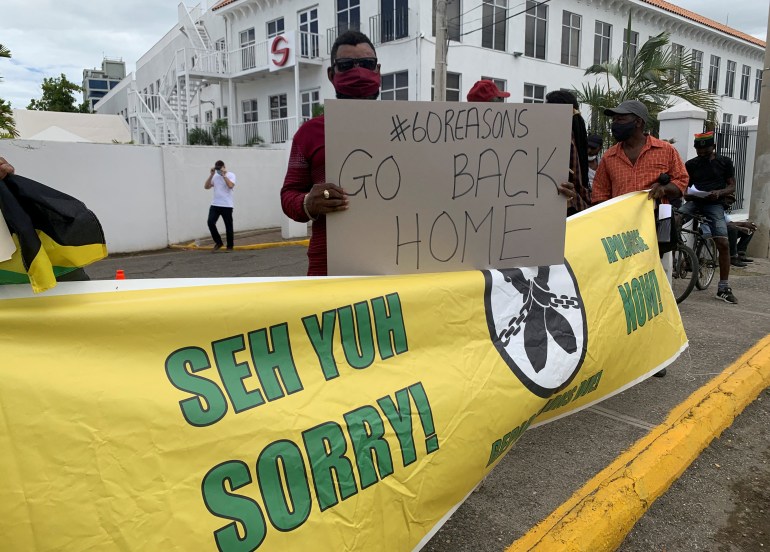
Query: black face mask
611 121 636 142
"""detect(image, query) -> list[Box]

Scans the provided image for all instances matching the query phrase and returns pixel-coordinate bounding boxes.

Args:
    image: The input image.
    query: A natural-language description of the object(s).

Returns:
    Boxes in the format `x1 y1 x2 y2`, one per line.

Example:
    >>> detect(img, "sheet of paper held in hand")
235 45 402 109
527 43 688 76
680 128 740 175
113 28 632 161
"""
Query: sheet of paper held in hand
0 213 15 262
325 100 572 275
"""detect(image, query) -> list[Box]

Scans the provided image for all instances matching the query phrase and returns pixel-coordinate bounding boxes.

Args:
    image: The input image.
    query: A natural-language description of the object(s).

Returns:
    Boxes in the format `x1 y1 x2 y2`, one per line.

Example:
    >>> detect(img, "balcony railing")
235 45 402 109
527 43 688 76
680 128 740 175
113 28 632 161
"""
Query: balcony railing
326 22 362 54
178 32 322 77
369 9 412 45
183 118 299 147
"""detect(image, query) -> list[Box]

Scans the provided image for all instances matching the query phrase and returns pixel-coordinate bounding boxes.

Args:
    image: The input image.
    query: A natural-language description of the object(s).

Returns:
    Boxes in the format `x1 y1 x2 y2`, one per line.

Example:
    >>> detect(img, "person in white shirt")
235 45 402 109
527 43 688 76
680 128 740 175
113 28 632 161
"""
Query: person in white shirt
204 160 236 251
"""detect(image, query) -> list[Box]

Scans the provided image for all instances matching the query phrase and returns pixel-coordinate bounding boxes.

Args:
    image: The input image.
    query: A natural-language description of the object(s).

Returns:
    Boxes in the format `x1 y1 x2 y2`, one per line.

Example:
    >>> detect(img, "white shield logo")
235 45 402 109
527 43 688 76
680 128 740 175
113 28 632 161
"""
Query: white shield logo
483 263 588 398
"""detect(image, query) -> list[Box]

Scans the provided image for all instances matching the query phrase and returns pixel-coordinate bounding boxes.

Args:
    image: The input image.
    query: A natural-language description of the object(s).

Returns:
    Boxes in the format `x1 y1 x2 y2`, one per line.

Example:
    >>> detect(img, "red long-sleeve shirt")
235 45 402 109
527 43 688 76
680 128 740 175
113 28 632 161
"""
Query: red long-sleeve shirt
280 116 328 276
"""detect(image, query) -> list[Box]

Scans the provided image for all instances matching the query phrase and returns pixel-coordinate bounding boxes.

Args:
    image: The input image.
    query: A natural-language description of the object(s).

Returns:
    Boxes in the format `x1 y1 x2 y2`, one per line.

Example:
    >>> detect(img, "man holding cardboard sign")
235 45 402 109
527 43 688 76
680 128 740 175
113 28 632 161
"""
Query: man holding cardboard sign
280 31 379 276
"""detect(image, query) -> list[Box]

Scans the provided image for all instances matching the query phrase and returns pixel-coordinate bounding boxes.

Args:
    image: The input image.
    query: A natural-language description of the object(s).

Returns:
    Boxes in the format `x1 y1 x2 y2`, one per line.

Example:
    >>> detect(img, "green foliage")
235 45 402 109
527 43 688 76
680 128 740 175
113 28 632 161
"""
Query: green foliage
246 135 265 147
188 127 213 145
0 44 18 137
311 103 325 118
27 73 84 112
211 118 231 146
575 20 718 139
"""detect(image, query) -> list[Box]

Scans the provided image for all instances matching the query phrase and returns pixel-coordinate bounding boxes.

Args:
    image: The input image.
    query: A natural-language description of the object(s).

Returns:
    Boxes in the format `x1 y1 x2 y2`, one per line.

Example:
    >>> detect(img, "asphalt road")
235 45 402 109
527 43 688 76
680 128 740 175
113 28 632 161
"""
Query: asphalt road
86 243 770 551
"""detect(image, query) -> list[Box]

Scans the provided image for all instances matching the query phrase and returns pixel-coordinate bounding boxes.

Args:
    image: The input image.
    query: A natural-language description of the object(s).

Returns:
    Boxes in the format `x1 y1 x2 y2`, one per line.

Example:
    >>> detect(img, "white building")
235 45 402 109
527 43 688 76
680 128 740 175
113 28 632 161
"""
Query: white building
82 57 126 112
95 0 765 147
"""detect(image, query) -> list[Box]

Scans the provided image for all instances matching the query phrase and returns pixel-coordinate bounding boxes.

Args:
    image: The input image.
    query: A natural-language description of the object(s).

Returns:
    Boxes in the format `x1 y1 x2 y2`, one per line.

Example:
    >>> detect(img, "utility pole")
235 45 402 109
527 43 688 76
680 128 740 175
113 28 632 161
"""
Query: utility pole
433 0 448 101
748 2 770 258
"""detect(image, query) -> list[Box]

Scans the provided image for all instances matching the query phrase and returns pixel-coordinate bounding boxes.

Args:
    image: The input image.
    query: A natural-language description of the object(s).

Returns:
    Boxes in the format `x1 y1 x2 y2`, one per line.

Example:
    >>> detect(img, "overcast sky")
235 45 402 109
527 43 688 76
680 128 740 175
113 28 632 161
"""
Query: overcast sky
1 0 768 110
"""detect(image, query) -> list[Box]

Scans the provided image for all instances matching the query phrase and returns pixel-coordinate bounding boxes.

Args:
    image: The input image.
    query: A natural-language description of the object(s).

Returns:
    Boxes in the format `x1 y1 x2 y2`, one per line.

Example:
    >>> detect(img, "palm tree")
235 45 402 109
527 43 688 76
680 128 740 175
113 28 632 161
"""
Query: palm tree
575 19 718 141
0 43 19 138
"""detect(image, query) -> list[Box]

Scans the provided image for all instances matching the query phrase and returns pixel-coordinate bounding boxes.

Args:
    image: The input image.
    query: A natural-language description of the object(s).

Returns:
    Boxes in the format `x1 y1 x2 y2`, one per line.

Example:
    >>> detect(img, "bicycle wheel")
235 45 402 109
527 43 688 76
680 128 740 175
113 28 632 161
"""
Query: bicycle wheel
670 244 698 304
695 237 716 290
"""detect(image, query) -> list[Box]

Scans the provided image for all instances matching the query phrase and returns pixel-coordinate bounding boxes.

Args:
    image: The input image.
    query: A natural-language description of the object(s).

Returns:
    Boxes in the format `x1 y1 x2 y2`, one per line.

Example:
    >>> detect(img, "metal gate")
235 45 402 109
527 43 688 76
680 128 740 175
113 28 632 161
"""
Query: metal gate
714 123 750 210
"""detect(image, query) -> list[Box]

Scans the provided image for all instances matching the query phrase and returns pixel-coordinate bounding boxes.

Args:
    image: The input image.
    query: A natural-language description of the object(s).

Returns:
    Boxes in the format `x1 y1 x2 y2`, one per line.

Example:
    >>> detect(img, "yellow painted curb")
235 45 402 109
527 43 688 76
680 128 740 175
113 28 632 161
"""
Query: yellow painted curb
170 239 309 251
508 334 770 552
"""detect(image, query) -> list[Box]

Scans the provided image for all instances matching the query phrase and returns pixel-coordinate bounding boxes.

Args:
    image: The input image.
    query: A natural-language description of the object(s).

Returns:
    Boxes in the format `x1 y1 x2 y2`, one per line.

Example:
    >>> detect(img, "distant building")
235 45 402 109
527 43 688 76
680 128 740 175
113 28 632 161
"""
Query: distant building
94 0 766 146
83 58 126 112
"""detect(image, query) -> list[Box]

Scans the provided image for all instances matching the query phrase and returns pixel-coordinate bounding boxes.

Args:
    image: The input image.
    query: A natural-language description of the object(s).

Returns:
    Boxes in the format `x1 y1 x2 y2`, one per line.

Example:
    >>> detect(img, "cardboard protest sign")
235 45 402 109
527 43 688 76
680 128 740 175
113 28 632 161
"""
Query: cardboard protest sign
325 100 572 275
0 193 686 551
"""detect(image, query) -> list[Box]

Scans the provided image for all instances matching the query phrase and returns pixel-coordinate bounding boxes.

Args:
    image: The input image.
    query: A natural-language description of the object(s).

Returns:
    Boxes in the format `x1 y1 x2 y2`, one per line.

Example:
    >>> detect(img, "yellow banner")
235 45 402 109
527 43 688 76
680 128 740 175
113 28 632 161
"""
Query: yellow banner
0 193 686 551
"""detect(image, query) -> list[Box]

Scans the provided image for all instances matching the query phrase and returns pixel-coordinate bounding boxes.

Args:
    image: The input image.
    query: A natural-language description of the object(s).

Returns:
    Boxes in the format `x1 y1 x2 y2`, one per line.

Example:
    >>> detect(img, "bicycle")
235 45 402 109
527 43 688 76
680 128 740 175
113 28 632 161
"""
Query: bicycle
670 240 698 304
675 210 717 291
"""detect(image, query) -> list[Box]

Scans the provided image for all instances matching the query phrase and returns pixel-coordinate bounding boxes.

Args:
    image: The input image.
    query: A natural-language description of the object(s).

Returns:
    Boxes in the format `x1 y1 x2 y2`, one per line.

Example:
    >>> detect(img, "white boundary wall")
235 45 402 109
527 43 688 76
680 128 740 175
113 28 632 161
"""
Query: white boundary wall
0 140 289 253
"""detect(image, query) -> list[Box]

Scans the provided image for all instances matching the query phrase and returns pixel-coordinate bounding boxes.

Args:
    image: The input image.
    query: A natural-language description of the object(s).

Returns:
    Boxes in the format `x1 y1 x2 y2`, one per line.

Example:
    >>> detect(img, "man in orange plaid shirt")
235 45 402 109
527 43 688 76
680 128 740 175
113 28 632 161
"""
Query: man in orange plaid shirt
592 100 688 377
592 101 688 205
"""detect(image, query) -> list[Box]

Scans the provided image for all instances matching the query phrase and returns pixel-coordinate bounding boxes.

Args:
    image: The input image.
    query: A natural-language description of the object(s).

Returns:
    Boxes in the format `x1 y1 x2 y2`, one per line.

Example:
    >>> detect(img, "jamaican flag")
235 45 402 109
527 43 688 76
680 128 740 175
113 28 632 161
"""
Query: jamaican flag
0 174 107 293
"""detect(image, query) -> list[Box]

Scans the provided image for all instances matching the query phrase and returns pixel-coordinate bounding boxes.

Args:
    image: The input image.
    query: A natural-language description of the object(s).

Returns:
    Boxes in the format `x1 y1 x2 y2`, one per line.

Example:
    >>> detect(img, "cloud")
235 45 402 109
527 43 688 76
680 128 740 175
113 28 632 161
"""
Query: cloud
0 0 179 108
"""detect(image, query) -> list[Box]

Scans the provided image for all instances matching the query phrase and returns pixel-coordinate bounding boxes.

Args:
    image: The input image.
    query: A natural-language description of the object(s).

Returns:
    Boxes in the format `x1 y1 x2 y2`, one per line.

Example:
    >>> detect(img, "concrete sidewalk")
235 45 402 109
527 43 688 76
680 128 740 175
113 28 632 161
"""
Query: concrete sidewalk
85 242 770 551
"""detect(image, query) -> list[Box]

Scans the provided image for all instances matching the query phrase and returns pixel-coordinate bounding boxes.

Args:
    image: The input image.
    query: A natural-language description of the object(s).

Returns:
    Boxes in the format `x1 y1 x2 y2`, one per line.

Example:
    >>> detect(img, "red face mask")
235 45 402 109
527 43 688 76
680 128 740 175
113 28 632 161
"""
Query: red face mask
332 67 381 98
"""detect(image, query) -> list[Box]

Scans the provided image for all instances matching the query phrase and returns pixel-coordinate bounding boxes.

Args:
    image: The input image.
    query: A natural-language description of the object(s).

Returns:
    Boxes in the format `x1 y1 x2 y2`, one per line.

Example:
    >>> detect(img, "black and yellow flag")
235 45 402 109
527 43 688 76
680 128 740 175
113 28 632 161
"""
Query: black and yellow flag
0 174 107 293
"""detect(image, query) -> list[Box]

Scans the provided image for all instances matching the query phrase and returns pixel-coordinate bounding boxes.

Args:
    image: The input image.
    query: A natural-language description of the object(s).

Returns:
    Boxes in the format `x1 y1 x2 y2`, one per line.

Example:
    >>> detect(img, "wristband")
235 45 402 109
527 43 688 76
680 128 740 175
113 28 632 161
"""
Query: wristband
302 193 317 222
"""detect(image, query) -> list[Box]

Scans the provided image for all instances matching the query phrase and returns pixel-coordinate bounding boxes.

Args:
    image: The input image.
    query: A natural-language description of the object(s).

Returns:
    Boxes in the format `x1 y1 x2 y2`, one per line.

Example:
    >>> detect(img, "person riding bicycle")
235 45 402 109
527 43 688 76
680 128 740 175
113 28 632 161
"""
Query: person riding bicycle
681 132 737 304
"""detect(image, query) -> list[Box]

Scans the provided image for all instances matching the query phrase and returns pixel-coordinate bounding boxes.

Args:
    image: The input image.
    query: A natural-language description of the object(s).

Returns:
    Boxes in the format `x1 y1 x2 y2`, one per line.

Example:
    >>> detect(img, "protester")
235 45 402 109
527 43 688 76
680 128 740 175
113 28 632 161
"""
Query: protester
680 132 737 303
592 100 688 377
586 134 603 191
466 79 510 102
545 90 591 215
280 30 378 276
0 156 14 180
204 159 236 251
727 218 757 267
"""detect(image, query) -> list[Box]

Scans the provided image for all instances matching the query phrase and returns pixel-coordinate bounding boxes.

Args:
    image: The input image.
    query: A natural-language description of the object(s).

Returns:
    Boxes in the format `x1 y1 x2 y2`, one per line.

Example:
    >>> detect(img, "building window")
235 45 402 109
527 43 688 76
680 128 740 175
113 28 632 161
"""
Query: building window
482 0 507 51
525 0 548 60
738 115 747 125
431 70 461 101
242 99 258 123
560 11 581 67
481 76 507 96
594 21 612 65
722 113 733 126
690 49 703 89
380 0 409 43
725 60 736 97
708 55 720 94
740 65 751 101
523 83 546 103
267 17 285 38
205 111 213 123
216 106 229 122
755 68 763 102
270 94 289 143
622 28 638 73
670 43 684 83
433 0 461 42
382 71 409 100
301 89 321 121
299 7 320 57
337 0 360 34
240 28 256 70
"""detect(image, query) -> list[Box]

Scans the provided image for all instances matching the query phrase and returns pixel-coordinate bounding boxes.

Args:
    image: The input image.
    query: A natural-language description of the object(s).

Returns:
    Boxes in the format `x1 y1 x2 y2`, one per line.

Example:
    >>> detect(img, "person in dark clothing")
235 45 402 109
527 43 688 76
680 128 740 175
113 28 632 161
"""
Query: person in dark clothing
682 132 737 304
545 90 591 215
726 219 756 267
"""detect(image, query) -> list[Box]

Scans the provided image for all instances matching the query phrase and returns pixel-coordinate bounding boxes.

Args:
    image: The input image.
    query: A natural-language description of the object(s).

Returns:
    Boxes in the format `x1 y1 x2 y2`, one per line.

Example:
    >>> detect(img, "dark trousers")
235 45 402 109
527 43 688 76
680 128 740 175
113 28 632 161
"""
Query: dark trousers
727 225 753 257
208 205 234 248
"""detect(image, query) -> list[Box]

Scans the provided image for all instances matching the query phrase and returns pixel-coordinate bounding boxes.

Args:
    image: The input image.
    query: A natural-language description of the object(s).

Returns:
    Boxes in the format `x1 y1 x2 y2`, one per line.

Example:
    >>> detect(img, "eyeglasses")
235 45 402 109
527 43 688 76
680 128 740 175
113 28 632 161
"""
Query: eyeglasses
333 57 378 72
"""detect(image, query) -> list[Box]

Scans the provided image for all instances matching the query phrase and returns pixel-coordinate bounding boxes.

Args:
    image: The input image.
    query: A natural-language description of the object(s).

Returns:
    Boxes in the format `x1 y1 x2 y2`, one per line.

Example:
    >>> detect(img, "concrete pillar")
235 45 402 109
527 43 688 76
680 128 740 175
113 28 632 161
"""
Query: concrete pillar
747 2 770 258
657 101 707 163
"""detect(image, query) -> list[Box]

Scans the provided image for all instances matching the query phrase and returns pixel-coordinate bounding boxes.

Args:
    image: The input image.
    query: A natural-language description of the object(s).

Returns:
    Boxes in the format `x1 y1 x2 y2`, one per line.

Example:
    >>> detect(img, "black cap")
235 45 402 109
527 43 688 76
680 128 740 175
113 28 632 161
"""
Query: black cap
604 100 649 123
587 134 603 148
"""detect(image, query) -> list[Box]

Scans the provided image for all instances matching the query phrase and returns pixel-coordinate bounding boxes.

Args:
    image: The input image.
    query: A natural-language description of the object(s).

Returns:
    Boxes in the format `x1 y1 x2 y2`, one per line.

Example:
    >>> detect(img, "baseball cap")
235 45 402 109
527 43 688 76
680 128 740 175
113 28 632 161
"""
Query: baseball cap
467 80 511 102
604 100 649 122
693 131 715 147
587 134 603 148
